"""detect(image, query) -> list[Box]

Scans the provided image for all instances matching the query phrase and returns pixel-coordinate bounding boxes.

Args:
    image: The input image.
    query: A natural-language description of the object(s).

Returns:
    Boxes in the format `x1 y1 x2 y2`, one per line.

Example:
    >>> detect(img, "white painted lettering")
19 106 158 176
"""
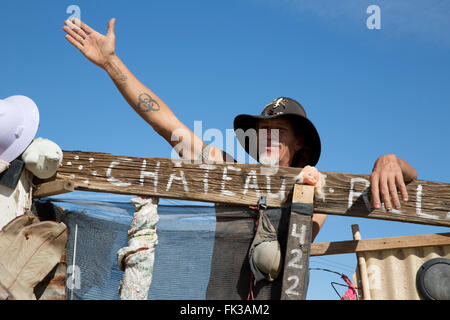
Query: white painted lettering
285 276 300 296
221 165 241 196
200 164 217 194
106 159 132 187
416 184 439 220
166 170 189 192
291 223 306 245
348 177 371 211
243 169 259 197
287 249 303 269
140 159 160 192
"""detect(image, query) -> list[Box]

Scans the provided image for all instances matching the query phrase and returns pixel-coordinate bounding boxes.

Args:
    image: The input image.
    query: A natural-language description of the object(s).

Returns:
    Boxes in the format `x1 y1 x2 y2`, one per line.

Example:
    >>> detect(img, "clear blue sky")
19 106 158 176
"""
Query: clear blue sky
2 0 449 299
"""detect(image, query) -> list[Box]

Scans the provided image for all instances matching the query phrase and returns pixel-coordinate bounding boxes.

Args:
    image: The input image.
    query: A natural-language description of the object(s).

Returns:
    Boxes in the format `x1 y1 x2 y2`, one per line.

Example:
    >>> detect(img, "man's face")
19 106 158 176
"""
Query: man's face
256 117 303 167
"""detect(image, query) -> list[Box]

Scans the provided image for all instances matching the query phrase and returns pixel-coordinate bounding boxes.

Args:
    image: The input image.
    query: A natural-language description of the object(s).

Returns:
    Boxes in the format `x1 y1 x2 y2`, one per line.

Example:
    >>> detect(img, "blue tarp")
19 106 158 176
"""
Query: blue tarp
43 193 216 300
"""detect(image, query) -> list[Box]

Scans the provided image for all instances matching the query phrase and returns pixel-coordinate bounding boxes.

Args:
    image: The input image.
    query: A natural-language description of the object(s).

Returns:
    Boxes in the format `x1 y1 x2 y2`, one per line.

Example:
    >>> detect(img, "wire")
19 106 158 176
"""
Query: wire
70 222 78 300
310 267 360 300
310 260 354 274
331 282 353 299
310 267 341 276
314 256 356 271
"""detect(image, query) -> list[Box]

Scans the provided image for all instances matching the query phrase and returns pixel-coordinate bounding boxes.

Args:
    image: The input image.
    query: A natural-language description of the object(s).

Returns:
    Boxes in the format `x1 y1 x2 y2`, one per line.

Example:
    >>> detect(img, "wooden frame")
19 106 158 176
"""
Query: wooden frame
30 150 450 300
34 150 450 227
310 232 450 256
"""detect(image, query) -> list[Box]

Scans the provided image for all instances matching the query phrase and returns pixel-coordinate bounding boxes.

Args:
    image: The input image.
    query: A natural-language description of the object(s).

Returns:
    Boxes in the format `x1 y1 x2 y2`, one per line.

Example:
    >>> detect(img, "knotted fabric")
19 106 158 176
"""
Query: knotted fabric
117 196 159 300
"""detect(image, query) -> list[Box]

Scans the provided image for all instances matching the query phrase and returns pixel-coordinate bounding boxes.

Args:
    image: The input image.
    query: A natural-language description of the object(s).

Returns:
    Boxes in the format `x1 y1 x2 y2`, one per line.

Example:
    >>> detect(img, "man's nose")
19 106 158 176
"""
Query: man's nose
265 130 280 145
268 129 279 139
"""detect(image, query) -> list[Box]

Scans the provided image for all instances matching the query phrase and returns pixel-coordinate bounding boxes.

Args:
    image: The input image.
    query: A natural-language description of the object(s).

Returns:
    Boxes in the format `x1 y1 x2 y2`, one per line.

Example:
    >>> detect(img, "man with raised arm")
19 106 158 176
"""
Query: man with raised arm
62 17 418 243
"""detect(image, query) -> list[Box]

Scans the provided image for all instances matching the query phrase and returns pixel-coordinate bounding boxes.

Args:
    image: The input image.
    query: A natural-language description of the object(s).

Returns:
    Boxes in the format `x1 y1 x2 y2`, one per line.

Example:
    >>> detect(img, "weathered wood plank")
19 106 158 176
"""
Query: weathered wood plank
33 179 75 198
281 184 314 300
40 150 450 227
310 232 450 256
313 172 450 227
54 151 294 206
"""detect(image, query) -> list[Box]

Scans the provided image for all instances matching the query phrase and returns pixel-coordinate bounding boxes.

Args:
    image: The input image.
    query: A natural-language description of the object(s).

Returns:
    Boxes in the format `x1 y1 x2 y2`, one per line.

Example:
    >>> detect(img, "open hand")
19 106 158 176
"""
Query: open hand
370 154 409 212
63 18 116 69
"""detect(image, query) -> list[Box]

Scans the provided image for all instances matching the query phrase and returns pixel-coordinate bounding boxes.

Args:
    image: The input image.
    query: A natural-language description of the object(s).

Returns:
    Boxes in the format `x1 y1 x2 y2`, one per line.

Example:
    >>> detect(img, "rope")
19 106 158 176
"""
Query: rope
247 272 255 300
247 205 260 300
310 267 359 300
309 267 342 276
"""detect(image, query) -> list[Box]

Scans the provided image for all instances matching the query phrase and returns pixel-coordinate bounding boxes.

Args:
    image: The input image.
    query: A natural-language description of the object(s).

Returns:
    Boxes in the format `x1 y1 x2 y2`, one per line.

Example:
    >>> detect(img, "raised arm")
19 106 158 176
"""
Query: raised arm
62 18 225 163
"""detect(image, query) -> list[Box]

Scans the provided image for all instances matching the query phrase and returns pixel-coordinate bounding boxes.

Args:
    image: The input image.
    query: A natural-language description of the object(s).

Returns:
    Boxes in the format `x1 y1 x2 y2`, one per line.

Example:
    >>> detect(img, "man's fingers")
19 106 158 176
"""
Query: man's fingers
65 19 88 39
106 18 116 37
388 178 401 210
370 173 380 209
396 173 409 202
65 34 83 51
72 18 95 35
63 25 84 45
380 175 393 212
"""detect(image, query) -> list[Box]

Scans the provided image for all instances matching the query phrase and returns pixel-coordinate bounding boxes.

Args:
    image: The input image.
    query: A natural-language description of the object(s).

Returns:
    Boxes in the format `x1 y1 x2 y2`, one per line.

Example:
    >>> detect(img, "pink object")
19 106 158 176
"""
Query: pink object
0 95 39 162
341 274 359 300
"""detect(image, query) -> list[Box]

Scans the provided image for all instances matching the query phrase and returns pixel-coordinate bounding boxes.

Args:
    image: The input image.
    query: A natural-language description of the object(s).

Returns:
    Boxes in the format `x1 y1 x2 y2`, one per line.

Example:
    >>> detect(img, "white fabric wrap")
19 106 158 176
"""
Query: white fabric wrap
117 196 159 300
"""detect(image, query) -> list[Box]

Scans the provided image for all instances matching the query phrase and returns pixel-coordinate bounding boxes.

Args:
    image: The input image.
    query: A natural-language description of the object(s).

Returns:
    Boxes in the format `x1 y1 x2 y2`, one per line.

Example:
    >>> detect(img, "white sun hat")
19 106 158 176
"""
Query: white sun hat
0 95 40 163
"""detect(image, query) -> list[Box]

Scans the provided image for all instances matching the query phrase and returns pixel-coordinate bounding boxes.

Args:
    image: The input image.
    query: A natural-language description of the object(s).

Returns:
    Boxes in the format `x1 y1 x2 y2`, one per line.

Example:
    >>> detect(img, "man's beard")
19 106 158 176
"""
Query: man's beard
259 149 280 166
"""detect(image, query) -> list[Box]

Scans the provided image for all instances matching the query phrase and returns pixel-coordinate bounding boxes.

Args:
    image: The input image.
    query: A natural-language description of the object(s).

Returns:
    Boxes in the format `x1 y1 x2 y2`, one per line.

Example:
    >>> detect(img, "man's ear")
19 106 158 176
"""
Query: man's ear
294 135 304 153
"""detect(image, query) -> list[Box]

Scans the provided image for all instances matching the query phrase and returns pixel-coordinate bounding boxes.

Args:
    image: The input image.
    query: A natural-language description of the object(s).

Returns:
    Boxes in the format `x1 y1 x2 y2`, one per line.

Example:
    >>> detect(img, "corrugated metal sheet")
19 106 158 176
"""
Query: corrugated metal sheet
353 245 450 300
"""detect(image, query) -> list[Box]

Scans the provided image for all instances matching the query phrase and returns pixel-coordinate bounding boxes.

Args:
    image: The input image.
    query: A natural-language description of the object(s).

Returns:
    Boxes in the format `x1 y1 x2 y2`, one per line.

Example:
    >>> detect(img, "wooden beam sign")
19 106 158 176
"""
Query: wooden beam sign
37 150 450 227
281 184 314 300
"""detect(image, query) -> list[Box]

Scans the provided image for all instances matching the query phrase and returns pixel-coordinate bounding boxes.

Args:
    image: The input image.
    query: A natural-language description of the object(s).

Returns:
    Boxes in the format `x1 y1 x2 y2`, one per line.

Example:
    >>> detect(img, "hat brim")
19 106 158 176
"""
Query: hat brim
0 96 39 162
233 112 321 167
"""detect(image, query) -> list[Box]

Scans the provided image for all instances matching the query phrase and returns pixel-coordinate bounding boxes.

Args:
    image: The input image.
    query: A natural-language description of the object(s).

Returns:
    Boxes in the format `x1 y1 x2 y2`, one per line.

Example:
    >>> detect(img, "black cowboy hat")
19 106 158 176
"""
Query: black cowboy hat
233 97 321 167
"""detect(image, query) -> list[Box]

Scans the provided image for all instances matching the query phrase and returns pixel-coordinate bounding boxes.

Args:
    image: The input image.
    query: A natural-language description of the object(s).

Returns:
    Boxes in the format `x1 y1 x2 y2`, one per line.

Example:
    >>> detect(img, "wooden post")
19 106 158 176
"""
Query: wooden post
352 224 371 300
281 184 315 300
33 179 75 198
310 232 450 257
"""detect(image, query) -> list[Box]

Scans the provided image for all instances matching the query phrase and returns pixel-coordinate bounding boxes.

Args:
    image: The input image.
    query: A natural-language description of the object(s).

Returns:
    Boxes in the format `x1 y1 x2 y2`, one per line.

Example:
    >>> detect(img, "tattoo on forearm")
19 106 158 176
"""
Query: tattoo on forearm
137 93 160 112
106 61 127 83
113 68 127 82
